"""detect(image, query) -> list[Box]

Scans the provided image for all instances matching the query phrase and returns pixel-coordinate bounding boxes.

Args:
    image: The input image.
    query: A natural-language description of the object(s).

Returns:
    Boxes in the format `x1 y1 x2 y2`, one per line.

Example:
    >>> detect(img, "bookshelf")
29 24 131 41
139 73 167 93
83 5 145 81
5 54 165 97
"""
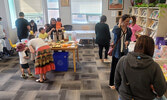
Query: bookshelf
131 7 167 38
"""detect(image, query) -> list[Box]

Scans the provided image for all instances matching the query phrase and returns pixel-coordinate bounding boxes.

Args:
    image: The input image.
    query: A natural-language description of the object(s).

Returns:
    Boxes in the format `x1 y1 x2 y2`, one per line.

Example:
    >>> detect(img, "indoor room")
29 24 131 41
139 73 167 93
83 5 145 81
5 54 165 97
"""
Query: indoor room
0 0 167 100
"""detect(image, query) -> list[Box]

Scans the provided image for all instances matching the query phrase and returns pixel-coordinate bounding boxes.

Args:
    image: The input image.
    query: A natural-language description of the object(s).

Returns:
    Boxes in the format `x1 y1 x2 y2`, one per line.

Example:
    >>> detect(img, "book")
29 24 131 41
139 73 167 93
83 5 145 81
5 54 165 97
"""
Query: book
150 10 159 19
151 21 158 29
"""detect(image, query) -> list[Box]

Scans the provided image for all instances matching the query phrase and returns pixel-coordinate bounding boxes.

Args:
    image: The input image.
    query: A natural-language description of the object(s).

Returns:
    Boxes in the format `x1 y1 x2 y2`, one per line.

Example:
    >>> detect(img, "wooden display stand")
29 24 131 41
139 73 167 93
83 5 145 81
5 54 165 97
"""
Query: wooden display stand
131 7 167 38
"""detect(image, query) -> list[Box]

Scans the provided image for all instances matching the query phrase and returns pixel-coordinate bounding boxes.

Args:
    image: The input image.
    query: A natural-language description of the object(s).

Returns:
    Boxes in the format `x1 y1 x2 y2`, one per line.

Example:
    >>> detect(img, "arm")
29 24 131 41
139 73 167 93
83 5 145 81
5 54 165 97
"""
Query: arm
47 28 55 35
24 56 29 59
95 24 97 35
106 24 111 40
153 63 166 97
27 25 30 31
29 45 35 54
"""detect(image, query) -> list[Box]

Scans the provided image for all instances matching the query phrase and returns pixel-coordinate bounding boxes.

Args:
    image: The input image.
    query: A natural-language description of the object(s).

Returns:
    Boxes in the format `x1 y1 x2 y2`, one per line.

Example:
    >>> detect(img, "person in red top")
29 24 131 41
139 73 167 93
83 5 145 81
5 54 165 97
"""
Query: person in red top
56 18 64 40
56 18 64 32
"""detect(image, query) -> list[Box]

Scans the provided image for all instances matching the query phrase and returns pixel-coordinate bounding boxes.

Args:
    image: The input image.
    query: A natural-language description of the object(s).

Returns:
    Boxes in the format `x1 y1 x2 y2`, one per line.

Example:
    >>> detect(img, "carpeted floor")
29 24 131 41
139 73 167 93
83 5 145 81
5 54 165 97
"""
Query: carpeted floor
0 46 166 100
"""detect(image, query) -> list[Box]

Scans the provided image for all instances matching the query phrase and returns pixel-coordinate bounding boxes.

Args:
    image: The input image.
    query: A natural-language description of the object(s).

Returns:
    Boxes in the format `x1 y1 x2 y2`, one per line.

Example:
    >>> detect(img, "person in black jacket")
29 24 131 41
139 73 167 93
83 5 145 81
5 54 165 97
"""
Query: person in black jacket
46 18 56 40
115 35 166 100
109 14 132 89
29 20 37 35
95 15 111 62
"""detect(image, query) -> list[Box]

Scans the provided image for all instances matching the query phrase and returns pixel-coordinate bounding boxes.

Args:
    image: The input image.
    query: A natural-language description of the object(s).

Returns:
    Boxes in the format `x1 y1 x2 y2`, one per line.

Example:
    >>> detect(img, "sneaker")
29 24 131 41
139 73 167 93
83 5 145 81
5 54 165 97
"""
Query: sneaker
21 74 28 79
103 59 111 63
28 73 34 78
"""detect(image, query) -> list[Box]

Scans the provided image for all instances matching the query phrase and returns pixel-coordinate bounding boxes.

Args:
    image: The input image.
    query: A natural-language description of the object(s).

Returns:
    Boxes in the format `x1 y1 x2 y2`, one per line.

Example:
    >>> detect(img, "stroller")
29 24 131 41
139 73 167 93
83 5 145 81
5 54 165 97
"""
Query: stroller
0 43 3 58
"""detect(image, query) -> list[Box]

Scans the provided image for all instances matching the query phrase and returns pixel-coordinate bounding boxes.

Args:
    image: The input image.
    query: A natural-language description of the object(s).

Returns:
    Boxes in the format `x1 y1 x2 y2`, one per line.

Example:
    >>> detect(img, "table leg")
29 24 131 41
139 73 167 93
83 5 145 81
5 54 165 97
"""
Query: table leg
73 50 76 72
77 48 79 62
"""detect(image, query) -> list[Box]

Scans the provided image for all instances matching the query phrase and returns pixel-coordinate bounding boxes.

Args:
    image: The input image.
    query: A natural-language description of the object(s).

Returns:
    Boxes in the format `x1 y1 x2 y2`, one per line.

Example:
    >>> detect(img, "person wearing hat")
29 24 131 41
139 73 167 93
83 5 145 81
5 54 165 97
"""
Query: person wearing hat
16 43 34 79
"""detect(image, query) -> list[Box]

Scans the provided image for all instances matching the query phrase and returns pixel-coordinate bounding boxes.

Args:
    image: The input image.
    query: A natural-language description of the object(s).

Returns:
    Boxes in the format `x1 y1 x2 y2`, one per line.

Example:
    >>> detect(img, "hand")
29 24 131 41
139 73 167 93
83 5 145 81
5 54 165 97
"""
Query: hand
124 41 129 49
51 28 55 31
118 18 122 28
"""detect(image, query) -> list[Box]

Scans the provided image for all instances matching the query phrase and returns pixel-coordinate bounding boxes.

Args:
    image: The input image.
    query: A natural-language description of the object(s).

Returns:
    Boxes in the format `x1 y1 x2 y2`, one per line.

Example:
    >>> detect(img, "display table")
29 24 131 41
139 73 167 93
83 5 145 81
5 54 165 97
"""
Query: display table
51 45 79 72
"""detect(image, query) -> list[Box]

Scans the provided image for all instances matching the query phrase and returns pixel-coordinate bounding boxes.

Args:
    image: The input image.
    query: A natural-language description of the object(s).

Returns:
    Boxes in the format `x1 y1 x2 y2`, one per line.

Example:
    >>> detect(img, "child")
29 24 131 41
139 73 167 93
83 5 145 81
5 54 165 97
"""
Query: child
16 43 33 79
56 18 64 40
38 27 49 40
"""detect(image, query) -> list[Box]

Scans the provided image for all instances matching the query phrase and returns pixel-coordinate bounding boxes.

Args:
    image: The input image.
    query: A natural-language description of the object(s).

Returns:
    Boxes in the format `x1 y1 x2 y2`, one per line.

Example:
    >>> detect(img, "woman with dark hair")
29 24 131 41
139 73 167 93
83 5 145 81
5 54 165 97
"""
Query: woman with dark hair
109 14 132 89
129 16 143 42
115 35 166 100
46 18 57 39
29 20 37 34
95 15 111 62
28 35 55 83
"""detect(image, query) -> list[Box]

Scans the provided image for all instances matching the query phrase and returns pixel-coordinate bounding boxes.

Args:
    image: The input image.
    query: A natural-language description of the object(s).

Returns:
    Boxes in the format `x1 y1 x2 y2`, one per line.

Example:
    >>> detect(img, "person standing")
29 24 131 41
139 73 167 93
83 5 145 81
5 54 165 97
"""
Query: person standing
115 35 166 100
15 12 30 41
46 18 56 40
109 14 132 89
129 16 143 42
28 35 55 83
95 15 111 62
29 20 37 35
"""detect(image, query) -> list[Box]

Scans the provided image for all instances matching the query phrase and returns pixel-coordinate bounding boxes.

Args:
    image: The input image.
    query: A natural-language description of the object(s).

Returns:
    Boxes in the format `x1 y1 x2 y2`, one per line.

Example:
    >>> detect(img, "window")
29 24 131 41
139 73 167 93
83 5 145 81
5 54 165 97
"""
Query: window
71 0 102 24
8 0 17 29
18 0 43 25
47 0 59 22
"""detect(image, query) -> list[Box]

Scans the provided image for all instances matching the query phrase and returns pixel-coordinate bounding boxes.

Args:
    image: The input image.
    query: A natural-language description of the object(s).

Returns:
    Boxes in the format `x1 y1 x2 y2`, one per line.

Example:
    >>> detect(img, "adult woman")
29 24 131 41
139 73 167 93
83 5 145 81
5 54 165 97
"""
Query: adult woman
115 35 166 100
109 14 132 88
95 15 111 62
129 16 143 42
29 20 37 35
28 35 55 83
46 18 56 40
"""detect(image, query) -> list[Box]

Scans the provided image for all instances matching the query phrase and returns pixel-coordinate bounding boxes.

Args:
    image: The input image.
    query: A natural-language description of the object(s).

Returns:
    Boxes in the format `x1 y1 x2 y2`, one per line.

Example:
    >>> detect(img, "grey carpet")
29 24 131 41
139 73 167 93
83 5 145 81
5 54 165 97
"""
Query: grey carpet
0 46 166 100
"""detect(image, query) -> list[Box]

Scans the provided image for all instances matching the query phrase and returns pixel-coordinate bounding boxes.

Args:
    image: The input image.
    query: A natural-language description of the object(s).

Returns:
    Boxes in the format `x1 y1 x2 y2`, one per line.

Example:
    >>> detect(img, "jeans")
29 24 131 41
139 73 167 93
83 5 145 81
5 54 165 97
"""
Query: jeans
98 44 109 59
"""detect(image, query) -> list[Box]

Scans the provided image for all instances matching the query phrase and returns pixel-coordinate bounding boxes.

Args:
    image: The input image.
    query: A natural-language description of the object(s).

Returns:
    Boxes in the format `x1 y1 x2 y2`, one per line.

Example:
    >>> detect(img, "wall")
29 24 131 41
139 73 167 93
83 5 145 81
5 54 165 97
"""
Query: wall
0 0 131 43
0 0 17 48
60 0 131 30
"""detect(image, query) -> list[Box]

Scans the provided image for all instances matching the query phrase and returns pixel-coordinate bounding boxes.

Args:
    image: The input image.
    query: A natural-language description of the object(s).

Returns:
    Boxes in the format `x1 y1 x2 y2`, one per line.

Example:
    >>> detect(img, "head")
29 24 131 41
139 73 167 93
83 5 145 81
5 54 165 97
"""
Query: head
30 20 35 25
19 12 24 17
28 35 35 40
121 14 131 26
131 16 136 25
39 27 45 34
134 35 155 57
44 24 50 29
0 17 2 21
16 43 26 52
50 18 56 25
57 18 61 22
100 15 107 23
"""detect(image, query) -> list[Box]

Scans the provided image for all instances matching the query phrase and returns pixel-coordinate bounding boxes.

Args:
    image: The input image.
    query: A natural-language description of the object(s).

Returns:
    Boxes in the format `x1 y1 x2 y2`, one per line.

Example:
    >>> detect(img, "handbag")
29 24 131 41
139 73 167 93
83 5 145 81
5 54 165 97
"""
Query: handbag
108 30 125 56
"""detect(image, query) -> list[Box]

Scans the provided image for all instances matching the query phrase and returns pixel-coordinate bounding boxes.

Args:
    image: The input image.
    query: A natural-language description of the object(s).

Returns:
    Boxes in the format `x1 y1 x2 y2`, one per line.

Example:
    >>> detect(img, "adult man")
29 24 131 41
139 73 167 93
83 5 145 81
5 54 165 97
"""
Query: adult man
15 12 30 41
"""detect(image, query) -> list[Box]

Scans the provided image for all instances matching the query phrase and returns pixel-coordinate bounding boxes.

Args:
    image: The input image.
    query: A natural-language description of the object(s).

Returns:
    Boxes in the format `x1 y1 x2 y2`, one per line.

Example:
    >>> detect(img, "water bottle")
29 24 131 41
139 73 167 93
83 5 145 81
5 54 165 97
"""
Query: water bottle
69 35 72 41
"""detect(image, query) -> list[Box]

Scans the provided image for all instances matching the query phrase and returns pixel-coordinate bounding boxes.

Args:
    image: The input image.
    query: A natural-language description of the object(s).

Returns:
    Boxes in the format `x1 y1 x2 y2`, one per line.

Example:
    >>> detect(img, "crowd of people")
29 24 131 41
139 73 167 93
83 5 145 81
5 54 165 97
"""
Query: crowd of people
95 14 166 100
0 11 166 99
